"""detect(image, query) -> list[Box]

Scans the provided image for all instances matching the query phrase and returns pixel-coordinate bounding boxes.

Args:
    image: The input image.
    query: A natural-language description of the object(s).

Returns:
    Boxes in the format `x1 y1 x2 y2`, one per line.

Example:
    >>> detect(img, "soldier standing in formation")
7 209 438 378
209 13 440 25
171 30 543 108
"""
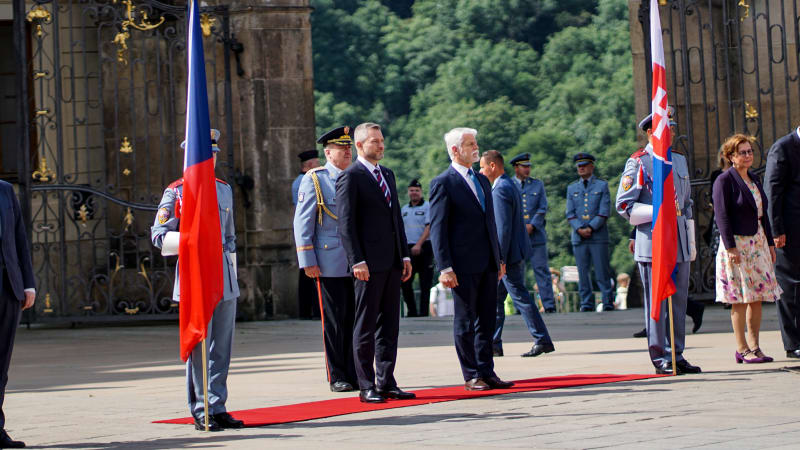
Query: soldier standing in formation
151 129 244 431
615 115 701 375
293 126 359 392
400 178 433 317
565 153 615 312
509 153 557 313
293 150 322 319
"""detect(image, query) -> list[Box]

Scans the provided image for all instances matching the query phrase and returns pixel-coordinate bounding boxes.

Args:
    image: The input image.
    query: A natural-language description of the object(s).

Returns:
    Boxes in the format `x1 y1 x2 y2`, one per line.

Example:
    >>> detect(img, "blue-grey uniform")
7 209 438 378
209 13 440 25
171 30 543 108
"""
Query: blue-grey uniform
615 143 694 369
151 176 239 422
291 173 304 205
293 158 358 388
401 202 430 246
566 162 614 310
400 190 434 317
514 174 556 311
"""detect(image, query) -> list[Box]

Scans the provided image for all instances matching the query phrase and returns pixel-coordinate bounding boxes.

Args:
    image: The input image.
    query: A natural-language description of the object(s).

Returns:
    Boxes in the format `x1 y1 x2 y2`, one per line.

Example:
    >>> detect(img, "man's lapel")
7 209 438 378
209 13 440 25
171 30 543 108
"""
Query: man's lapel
448 166 483 212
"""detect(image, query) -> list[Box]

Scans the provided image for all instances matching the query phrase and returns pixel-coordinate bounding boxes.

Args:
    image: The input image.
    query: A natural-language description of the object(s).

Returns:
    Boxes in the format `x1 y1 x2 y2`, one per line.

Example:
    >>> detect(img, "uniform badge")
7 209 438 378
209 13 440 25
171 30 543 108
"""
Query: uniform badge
298 192 305 202
622 175 633 191
157 207 170 224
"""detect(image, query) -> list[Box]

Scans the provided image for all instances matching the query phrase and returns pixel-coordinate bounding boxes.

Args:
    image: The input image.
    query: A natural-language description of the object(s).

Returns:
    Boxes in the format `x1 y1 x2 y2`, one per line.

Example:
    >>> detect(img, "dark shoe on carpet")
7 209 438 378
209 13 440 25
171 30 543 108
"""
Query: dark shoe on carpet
493 347 504 357
603 305 615 311
655 361 673 375
633 328 647 338
330 381 355 392
786 349 800 359
194 416 222 432
464 378 491 391
0 429 25 448
544 307 556 313
521 342 555 357
689 303 705 333
676 360 702 374
359 388 386 403
485 376 514 389
580 306 594 312
377 387 416 400
213 412 244 429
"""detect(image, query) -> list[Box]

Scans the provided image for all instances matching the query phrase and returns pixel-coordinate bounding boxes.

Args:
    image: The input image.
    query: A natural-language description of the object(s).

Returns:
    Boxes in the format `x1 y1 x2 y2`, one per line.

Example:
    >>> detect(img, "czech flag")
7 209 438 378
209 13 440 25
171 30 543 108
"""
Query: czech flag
178 0 224 361
648 0 678 321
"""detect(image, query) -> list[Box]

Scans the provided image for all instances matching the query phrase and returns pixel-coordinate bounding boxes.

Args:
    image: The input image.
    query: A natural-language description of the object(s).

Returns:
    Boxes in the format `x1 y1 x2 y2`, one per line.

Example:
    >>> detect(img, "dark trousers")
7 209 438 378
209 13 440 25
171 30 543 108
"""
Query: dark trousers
400 242 433 317
494 260 552 349
318 276 358 384
352 268 402 390
775 248 800 351
298 269 319 319
0 270 22 430
452 270 497 381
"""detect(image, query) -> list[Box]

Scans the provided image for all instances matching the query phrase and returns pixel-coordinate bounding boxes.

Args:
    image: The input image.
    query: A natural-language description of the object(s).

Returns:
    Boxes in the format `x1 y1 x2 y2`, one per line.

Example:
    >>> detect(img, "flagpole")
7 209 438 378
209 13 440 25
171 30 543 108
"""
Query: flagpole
315 277 331 382
202 337 210 431
668 296 677 376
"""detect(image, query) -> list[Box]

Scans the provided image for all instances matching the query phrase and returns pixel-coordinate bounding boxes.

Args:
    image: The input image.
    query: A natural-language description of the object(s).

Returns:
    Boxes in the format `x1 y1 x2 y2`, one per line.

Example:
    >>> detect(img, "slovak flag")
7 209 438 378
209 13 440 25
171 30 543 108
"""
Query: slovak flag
648 0 678 321
178 0 224 361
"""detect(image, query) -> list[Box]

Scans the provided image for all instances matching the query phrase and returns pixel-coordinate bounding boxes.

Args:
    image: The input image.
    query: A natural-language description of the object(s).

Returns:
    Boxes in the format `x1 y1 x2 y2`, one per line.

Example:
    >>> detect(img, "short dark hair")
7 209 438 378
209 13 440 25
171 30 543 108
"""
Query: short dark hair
481 149 504 165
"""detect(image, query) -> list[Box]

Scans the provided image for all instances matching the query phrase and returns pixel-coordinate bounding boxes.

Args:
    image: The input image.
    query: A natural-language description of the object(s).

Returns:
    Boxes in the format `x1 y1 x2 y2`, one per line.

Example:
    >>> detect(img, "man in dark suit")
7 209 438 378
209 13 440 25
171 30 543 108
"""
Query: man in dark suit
336 122 415 403
479 150 555 359
765 128 800 358
429 128 513 391
0 181 36 449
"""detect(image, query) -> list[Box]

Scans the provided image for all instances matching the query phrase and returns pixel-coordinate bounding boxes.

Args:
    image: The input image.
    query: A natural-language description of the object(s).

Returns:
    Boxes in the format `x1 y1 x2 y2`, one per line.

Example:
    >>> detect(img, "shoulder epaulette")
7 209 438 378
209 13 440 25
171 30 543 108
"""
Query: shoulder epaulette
630 148 647 160
167 178 184 189
307 166 326 174
215 177 228 185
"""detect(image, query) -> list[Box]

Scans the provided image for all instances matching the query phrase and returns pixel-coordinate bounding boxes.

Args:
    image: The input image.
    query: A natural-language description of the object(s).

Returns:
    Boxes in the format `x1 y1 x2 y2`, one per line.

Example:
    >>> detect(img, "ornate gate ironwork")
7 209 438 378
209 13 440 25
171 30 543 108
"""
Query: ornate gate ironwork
639 0 800 300
14 0 235 321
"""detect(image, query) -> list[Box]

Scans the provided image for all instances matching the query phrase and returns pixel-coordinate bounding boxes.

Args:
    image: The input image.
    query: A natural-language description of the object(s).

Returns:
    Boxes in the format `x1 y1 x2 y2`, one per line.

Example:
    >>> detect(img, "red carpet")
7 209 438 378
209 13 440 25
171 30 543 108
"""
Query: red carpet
155 373 663 427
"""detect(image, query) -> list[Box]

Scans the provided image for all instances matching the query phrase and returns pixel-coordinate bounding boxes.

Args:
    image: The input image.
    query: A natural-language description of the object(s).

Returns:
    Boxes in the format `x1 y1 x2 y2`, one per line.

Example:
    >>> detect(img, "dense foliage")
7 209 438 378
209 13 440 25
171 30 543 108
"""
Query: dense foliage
311 0 638 277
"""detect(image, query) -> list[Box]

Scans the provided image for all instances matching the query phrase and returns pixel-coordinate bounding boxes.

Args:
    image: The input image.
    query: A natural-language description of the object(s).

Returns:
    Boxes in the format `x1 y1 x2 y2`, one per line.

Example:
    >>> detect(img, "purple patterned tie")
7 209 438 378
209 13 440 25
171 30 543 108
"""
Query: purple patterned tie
374 168 391 206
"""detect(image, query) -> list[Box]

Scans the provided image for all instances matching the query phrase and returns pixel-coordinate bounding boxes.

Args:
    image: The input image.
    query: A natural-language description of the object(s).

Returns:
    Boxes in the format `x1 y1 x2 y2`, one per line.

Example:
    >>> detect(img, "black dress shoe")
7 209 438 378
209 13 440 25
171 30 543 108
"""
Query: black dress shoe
193 416 222 431
359 388 386 403
676 359 702 374
377 387 416 400
521 342 555 357
633 328 647 338
786 349 800 359
485 376 515 389
330 381 355 392
654 361 673 375
464 378 491 391
493 347 504 357
544 307 556 313
213 412 244 429
603 305 615 311
580 306 594 312
689 303 705 333
0 429 25 448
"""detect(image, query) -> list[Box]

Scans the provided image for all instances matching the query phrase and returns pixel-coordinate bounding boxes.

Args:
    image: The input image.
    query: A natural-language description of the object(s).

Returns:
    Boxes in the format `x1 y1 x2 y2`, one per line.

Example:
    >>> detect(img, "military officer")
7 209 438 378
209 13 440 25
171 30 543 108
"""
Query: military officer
400 178 433 317
292 149 321 319
615 114 701 375
510 153 557 313
294 126 359 392
565 153 615 312
151 129 244 431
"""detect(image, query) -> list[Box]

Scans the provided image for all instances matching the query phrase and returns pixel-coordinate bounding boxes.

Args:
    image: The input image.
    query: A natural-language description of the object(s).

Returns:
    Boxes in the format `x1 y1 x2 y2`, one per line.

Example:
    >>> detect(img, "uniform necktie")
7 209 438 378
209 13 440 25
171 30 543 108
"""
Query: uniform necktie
467 169 486 211
583 179 588 189
374 168 391 206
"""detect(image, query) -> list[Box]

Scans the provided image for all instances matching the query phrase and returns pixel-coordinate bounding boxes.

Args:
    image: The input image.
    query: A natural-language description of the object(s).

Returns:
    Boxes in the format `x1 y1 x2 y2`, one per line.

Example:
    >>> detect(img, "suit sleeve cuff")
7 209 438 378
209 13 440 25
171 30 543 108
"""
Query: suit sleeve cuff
24 288 35 294
441 267 453 274
403 257 411 262
353 261 367 269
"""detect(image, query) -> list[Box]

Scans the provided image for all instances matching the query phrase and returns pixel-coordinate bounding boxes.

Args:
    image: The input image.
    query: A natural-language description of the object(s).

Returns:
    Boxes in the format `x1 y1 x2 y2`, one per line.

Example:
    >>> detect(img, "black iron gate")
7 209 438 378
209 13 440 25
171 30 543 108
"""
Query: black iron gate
13 0 235 321
639 0 800 300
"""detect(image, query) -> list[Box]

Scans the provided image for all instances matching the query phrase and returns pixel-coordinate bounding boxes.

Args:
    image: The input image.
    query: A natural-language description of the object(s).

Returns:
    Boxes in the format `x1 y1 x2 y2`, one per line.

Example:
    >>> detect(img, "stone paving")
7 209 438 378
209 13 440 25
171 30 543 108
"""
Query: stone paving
5 304 800 449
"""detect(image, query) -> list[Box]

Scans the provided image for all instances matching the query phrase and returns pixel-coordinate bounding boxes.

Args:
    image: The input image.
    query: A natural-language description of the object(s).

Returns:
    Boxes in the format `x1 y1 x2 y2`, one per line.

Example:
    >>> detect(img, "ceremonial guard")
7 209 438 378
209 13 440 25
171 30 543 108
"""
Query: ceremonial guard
615 115 701 375
509 153 557 313
292 149 321 319
151 129 244 431
293 126 359 392
400 178 433 317
565 153 614 312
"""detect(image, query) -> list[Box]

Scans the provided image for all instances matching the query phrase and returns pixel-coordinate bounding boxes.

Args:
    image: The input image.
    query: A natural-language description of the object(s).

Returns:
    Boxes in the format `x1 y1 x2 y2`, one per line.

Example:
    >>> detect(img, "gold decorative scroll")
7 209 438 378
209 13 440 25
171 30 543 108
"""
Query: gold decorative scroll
745 101 759 120
26 6 51 37
32 157 55 183
122 168 131 176
738 0 750 22
119 136 133 154
113 31 130 65
139 258 153 291
125 307 140 315
33 71 47 80
43 293 53 313
124 207 135 231
658 0 667 5
200 14 216 37
78 204 89 226
112 0 166 65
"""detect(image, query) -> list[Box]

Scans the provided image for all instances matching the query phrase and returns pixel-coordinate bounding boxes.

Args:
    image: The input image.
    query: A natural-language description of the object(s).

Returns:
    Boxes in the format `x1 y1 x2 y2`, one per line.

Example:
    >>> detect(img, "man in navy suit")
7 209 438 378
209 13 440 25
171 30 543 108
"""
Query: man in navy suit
0 181 36 449
429 128 513 391
336 122 415 404
479 150 555 359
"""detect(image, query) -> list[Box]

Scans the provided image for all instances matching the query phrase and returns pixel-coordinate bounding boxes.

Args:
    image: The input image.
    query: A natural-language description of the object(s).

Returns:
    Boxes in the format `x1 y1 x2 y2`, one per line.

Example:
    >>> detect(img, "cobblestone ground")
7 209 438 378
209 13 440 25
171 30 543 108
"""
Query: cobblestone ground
5 304 799 449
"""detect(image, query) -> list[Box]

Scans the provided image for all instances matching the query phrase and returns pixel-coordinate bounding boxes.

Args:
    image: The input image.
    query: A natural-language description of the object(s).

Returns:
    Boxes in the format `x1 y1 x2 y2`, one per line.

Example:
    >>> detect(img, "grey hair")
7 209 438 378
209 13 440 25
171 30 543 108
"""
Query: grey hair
444 127 478 161
354 122 382 145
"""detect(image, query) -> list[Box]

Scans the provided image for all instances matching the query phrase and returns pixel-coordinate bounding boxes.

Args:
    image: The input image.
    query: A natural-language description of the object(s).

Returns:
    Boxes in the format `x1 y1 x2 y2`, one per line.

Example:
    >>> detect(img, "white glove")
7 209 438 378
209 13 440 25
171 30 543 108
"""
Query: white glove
161 231 180 256
687 219 697 261
230 252 237 277
629 203 653 226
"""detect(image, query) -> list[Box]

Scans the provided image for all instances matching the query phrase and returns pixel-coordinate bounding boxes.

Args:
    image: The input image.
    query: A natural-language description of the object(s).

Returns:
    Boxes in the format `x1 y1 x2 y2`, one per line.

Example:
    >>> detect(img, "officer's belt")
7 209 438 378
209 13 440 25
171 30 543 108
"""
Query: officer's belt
311 171 337 224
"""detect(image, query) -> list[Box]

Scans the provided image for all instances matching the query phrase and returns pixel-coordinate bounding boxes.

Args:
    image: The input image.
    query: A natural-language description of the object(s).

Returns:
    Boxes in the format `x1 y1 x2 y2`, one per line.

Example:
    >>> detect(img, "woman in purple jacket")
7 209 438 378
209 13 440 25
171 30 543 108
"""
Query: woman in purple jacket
713 134 782 364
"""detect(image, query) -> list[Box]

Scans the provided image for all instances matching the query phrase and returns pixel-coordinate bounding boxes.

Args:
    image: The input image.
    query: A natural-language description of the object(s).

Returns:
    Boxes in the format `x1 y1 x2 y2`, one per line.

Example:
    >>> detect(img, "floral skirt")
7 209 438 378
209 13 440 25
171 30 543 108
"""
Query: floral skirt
715 224 782 304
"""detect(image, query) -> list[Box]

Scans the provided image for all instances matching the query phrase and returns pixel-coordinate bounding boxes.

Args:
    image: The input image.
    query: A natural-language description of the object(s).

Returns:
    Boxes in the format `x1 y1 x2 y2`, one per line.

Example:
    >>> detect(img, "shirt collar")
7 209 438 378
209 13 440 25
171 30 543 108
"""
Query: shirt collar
450 161 473 177
358 156 380 174
580 174 595 185
325 161 342 179
493 173 508 189
408 199 425 207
